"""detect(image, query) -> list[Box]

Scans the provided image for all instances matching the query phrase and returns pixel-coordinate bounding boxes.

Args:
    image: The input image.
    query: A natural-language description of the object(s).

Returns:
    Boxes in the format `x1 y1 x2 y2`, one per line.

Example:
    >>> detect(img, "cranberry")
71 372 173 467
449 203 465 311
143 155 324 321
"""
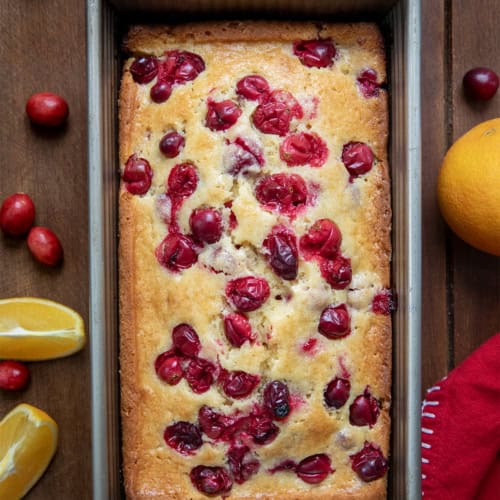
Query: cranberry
280 132 328 167
255 173 308 215
227 445 260 484
301 338 318 353
223 313 254 347
150 81 172 103
372 288 398 315
269 460 298 474
357 69 381 98
318 304 350 339
27 227 63 266
189 207 223 244
226 276 270 312
463 67 499 100
248 413 279 445
155 233 197 272
342 141 374 179
324 377 350 409
270 90 304 118
349 388 380 427
300 219 341 259
0 193 35 236
122 154 153 195
263 381 290 419
222 370 260 399
293 40 336 68
26 92 69 127
225 137 264 176
186 358 216 394
164 421 202 455
350 442 388 482
172 323 201 358
167 163 198 198
155 352 184 385
163 50 205 84
296 454 333 484
190 465 232 496
159 131 185 157
199 406 235 440
236 75 270 100
252 90 302 136
205 100 242 131
130 56 158 84
263 225 298 280
0 361 30 391
320 255 352 289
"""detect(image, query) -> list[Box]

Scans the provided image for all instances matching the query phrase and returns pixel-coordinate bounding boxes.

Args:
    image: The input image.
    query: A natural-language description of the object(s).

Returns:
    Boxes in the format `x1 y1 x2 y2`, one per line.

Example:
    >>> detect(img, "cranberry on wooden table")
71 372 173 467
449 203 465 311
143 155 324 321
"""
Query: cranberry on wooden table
0 361 30 391
463 67 499 100
0 193 35 236
293 39 336 68
295 454 333 484
159 131 185 158
122 154 153 195
350 442 388 482
27 226 63 266
189 207 222 244
26 92 69 127
190 465 233 496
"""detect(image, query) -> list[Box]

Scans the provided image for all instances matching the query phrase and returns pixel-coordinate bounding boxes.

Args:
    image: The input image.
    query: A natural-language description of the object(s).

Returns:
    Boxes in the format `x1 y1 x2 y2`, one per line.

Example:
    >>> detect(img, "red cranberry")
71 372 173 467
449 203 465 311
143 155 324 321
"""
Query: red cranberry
159 131 185 157
280 132 328 167
199 406 236 440
263 381 290 419
263 225 298 280
0 361 30 391
167 163 198 198
227 445 260 484
301 338 318 354
463 67 499 100
164 421 202 455
186 358 216 394
189 207 223 244
206 100 242 131
357 69 381 98
26 92 69 127
252 90 302 136
270 90 304 118
236 75 270 100
190 465 232 496
372 288 397 315
320 255 352 289
222 370 260 399
156 233 197 272
342 142 374 179
324 377 350 409
300 219 341 259
269 460 298 474
223 313 254 347
318 304 350 339
226 276 270 312
255 173 308 215
0 193 35 236
248 413 279 445
163 50 205 84
155 351 184 385
27 227 63 266
293 40 336 68
350 442 388 482
130 56 158 84
122 154 153 195
225 137 264 176
349 388 380 427
296 454 333 484
150 81 172 103
172 323 201 358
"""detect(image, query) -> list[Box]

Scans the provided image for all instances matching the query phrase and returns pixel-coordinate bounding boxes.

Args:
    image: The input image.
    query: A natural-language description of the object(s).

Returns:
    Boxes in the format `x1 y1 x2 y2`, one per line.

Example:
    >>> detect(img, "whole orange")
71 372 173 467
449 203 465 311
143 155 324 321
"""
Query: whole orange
437 118 500 256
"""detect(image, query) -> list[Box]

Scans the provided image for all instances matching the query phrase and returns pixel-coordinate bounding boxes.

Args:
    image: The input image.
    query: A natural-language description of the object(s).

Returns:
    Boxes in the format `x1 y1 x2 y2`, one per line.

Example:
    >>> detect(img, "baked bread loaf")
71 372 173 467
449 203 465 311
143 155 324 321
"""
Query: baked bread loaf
119 21 392 499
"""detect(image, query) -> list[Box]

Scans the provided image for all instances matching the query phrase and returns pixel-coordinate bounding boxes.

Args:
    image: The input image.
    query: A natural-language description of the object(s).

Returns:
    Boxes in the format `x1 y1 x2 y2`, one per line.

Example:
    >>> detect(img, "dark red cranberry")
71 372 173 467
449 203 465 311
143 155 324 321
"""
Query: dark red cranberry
163 50 205 84
342 142 374 179
222 371 260 399
227 445 260 484
172 323 201 357
26 92 69 127
248 414 279 445
27 227 63 266
199 406 235 440
0 361 30 391
300 219 341 259
226 276 270 312
190 465 232 496
123 154 153 195
350 442 388 482
263 225 298 280
349 388 380 427
320 255 352 289
296 454 333 484
263 381 290 419
130 56 158 84
463 67 499 100
236 75 270 100
318 304 351 339
155 351 184 385
150 81 172 103
155 233 197 272
324 377 350 409
269 460 298 474
252 90 302 136
357 69 381 98
189 207 223 244
167 163 198 198
206 100 242 131
225 137 264 176
270 90 304 118
280 132 328 167
159 131 185 157
186 358 216 394
223 313 254 347
164 421 202 455
293 40 336 68
255 173 308 215
372 288 398 315
0 193 35 236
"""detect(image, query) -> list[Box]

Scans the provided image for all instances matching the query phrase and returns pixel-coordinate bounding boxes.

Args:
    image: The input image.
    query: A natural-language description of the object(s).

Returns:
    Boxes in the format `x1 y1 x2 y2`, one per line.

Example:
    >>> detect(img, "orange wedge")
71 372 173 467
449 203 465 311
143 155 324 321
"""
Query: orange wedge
0 403 58 499
0 298 85 361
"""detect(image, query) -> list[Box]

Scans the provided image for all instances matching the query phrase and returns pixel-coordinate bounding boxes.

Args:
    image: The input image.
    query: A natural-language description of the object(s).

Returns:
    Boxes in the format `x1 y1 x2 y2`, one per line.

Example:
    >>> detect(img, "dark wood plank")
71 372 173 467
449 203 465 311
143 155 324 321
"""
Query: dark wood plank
450 0 500 366
0 1 91 498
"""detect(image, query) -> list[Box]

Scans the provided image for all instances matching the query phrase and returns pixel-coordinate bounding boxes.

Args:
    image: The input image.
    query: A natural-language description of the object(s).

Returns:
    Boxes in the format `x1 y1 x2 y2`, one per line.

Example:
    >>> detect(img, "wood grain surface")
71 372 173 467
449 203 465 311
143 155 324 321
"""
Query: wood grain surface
0 0 499 497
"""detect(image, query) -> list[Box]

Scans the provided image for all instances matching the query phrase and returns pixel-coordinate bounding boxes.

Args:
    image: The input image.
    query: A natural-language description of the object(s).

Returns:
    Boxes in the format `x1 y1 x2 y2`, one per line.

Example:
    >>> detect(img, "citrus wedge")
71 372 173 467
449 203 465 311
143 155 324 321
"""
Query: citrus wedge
0 298 85 361
0 403 58 499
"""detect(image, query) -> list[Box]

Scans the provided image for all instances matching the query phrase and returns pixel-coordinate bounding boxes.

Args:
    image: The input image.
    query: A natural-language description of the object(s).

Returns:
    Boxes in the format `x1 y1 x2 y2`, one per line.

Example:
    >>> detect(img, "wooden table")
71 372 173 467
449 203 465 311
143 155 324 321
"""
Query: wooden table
0 0 498 497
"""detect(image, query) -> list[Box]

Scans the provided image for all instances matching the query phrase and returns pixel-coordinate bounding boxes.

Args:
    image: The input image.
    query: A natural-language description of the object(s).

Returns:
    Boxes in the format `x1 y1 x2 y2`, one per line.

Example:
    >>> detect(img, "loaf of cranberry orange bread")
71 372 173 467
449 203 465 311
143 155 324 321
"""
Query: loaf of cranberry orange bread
119 21 392 499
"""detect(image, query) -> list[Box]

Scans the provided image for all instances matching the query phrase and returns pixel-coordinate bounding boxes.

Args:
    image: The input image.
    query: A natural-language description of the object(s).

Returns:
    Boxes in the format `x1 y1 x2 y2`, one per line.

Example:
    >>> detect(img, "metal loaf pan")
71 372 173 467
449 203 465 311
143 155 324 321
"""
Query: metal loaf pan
87 1 421 498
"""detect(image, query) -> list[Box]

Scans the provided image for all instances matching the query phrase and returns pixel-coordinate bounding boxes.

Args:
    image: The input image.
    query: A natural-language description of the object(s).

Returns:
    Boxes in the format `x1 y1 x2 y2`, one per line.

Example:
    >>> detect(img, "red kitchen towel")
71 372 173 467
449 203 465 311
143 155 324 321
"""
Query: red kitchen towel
421 332 500 499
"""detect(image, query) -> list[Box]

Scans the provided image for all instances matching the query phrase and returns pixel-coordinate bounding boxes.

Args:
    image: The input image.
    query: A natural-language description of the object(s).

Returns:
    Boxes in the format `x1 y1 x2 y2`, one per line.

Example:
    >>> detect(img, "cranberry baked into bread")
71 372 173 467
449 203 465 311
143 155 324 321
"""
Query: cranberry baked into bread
119 21 392 499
